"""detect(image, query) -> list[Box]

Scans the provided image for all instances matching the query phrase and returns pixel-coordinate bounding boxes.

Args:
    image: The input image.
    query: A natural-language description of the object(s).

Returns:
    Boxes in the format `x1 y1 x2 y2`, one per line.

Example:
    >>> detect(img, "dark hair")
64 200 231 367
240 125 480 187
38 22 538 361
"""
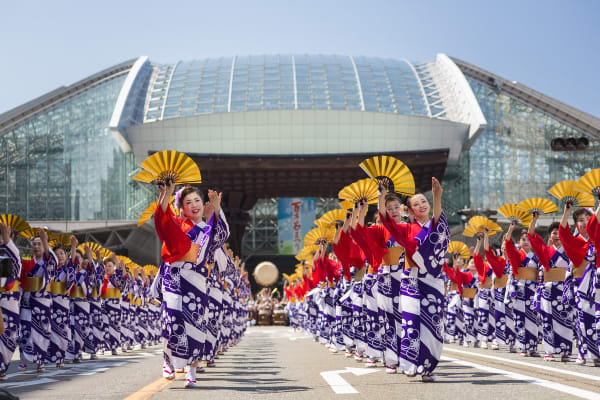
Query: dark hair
53 243 66 253
573 208 592 225
547 222 560 235
519 228 528 239
404 192 425 209
384 193 404 206
178 186 204 209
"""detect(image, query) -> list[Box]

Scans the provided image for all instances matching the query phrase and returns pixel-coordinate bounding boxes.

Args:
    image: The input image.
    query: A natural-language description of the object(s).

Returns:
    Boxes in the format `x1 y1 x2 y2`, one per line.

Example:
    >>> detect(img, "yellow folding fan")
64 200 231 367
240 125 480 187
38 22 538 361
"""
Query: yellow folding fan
304 227 335 247
134 150 202 185
447 241 471 259
516 198 558 214
466 216 502 236
49 233 73 250
497 203 532 226
315 209 347 228
338 178 379 204
117 255 133 266
0 214 30 233
77 242 112 258
143 264 158 276
462 224 480 237
132 169 159 184
548 180 595 208
359 155 415 196
20 228 59 242
296 245 319 261
575 168 600 199
339 200 354 211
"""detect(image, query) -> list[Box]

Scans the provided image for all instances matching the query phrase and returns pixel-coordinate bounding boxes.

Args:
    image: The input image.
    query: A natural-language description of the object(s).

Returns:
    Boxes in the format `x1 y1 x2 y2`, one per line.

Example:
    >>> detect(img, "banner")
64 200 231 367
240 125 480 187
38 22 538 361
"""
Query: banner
277 198 316 255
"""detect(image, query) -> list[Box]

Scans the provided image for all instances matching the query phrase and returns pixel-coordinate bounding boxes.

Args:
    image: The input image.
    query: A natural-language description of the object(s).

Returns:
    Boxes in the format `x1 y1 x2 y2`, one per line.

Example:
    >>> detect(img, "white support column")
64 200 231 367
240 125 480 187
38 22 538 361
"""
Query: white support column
227 55 237 113
160 61 180 120
349 56 365 111
292 55 298 110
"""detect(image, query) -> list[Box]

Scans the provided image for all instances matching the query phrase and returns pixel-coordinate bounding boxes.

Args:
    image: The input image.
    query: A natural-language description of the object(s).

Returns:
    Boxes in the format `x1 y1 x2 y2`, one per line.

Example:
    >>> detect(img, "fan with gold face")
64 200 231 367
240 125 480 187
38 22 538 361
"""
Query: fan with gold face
0 214 30 234
133 150 202 185
548 180 595 208
315 209 347 228
20 228 59 242
575 168 600 201
516 198 558 215
137 197 178 227
304 227 335 247
497 203 532 226
465 216 502 237
77 242 112 259
338 179 379 205
295 245 318 261
49 233 74 250
339 200 354 211
447 241 471 259
359 155 415 196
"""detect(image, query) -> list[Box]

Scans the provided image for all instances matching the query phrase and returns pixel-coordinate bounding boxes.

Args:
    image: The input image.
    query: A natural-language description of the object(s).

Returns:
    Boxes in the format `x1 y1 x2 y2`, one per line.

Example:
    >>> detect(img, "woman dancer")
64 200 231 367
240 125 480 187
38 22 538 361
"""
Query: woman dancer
380 177 449 382
154 174 229 388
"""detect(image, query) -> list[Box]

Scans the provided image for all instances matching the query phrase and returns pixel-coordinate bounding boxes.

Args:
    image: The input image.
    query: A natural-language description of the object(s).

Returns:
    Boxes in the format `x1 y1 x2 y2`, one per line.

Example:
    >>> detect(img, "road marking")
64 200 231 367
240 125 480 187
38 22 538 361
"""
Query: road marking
444 348 600 382
442 356 600 400
321 367 379 394
122 377 174 400
0 378 58 388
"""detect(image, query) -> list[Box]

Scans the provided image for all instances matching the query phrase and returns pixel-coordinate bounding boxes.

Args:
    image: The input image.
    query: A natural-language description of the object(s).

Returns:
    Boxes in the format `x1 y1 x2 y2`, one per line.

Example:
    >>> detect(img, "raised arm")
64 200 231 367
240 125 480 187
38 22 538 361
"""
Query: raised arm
432 177 443 225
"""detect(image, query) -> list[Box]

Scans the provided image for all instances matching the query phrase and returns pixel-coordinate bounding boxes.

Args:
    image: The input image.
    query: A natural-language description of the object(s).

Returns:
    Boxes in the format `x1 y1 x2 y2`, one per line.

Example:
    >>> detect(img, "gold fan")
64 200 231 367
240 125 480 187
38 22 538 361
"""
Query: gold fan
138 197 179 227
49 233 73 250
465 216 501 236
447 241 471 259
295 245 318 261
339 200 354 211
516 198 558 215
548 180 595 208
497 203 533 226
359 155 415 196
132 169 159 184
316 209 347 228
0 214 30 233
143 264 158 276
304 227 335 247
575 168 600 198
462 224 480 237
77 242 112 258
117 255 134 266
338 179 379 204
136 150 202 185
20 228 59 242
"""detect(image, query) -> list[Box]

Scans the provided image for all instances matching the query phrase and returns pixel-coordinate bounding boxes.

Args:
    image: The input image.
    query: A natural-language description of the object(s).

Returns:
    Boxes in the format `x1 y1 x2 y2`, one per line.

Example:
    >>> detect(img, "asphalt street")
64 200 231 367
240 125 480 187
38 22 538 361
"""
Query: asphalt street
2 326 600 399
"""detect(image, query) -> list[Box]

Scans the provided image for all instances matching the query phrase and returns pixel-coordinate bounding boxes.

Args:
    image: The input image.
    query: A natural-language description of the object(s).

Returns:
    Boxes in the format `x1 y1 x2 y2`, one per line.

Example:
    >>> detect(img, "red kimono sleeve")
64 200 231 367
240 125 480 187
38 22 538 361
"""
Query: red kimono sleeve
473 253 490 283
442 262 455 281
311 258 323 286
379 212 417 255
362 224 390 268
155 205 191 264
332 241 351 280
527 232 553 272
587 215 600 268
453 270 473 297
558 223 589 269
349 226 374 269
504 238 525 275
485 249 507 278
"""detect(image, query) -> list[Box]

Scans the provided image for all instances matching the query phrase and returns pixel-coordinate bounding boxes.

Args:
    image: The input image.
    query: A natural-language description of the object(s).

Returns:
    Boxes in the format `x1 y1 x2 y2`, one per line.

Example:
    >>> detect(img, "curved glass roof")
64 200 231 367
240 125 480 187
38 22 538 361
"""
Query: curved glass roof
143 55 433 122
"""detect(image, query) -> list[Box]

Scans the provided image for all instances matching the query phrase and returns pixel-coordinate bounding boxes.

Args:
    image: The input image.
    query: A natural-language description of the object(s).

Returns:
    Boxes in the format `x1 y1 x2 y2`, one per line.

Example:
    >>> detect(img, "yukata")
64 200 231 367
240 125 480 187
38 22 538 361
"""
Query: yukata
382 212 450 377
47 258 75 364
0 240 22 375
155 205 230 369
120 272 135 350
473 254 495 344
132 277 148 347
560 219 599 363
67 263 90 361
203 248 225 362
484 249 516 349
20 250 57 366
528 232 573 358
505 239 541 354
86 260 105 355
102 270 124 352
442 264 465 344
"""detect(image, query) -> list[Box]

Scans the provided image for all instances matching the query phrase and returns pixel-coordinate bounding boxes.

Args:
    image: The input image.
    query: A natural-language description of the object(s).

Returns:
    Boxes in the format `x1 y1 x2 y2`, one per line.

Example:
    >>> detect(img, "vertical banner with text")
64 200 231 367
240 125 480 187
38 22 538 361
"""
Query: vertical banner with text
277 198 316 255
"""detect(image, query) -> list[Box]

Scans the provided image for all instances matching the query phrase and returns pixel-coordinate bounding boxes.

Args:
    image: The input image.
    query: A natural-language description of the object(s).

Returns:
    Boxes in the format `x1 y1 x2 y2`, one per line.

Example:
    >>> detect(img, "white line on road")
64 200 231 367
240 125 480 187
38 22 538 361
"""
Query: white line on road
320 367 379 394
442 356 600 400
444 348 600 382
0 378 58 388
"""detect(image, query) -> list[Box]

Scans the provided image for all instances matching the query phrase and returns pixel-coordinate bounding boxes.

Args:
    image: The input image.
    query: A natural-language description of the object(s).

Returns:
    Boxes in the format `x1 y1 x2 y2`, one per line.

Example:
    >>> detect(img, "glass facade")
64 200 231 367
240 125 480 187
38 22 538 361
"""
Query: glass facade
143 55 432 121
464 77 600 210
0 74 141 221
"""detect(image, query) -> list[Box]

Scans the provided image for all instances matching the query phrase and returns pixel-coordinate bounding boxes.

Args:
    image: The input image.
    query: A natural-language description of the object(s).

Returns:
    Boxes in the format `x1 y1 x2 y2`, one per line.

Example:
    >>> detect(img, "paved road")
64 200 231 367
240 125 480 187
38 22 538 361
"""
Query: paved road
3 326 600 399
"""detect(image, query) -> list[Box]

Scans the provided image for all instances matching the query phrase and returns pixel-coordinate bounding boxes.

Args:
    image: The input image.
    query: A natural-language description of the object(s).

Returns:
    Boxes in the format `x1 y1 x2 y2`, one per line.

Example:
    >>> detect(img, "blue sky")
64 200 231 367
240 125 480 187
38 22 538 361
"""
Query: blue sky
1 0 598 117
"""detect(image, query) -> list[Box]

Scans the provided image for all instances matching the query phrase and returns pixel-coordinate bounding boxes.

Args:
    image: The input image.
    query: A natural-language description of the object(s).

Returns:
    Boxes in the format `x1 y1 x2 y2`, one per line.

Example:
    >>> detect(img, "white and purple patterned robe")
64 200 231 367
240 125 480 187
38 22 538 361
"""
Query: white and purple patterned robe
0 240 22 374
67 265 90 360
47 258 75 364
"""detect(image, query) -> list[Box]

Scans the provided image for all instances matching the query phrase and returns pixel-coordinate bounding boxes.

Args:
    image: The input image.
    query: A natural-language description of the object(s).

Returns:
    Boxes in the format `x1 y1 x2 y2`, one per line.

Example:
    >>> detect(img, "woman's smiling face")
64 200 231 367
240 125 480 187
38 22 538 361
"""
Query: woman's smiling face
182 192 204 222
409 194 430 221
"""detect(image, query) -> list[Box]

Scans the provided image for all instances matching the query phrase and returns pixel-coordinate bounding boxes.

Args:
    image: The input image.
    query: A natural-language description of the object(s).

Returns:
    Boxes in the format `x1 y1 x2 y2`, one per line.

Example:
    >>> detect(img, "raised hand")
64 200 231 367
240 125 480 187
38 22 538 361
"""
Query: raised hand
208 190 222 216
561 199 575 228
432 177 443 223
0 222 9 245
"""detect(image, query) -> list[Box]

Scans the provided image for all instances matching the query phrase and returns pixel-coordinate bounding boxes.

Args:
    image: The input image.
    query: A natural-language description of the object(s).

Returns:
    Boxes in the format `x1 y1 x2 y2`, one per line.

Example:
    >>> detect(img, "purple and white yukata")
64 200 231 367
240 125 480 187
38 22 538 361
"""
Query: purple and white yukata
86 260 105 355
399 213 449 377
0 240 22 375
20 250 57 366
67 265 90 361
47 259 75 364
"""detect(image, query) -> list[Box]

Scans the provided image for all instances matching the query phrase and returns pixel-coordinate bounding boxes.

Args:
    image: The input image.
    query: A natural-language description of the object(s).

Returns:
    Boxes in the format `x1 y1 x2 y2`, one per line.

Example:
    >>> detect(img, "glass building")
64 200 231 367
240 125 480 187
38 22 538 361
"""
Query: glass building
1 54 598 263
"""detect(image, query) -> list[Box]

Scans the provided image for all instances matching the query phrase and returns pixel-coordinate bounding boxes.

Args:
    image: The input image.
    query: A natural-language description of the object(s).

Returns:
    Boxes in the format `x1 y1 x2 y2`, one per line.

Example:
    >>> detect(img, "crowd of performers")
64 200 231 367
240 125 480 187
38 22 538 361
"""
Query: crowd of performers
0 176 251 388
284 180 600 382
